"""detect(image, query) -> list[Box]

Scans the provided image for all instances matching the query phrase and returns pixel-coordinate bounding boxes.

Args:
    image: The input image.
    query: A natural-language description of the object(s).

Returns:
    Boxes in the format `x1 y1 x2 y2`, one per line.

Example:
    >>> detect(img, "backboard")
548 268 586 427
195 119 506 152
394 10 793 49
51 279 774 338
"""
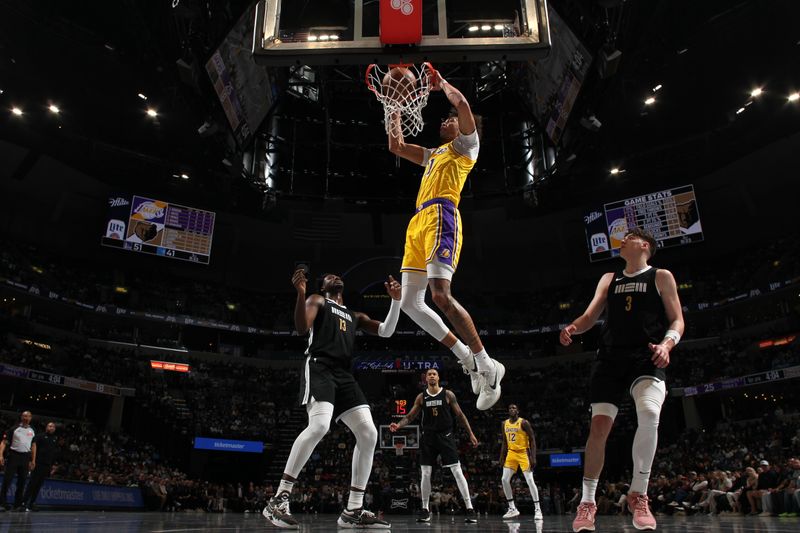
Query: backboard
252 0 551 66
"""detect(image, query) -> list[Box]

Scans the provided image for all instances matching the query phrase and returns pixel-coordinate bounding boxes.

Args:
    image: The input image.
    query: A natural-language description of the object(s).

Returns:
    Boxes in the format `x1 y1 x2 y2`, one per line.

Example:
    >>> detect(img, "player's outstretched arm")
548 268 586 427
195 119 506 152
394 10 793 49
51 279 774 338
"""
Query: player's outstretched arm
387 111 428 165
292 267 323 335
446 390 478 447
354 275 402 337
649 269 686 368
430 70 476 136
390 393 424 431
559 272 613 346
522 419 537 466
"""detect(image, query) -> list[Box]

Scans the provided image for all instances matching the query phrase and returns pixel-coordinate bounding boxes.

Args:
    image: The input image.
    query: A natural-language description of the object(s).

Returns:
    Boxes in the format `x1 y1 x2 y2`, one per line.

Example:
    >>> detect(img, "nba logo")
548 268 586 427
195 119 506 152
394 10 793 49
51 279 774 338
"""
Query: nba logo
591 233 609 252
106 219 126 240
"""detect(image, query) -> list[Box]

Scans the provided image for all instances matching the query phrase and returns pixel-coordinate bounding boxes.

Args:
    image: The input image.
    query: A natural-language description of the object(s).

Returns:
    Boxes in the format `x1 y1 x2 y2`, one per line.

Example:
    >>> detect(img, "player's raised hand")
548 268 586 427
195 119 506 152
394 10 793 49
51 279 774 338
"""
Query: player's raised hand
649 342 671 368
384 275 401 300
560 324 577 346
389 422 400 433
429 68 445 91
292 268 307 293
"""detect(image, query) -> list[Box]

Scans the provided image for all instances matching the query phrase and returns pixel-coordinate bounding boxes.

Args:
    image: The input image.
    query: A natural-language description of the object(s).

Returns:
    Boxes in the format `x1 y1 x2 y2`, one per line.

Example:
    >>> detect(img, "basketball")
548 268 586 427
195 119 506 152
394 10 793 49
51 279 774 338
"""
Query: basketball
382 66 417 102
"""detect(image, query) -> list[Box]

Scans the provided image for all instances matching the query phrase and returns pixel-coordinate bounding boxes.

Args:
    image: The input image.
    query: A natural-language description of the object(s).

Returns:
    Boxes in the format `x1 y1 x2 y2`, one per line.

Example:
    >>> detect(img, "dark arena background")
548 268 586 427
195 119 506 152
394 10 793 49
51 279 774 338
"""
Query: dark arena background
0 0 799 532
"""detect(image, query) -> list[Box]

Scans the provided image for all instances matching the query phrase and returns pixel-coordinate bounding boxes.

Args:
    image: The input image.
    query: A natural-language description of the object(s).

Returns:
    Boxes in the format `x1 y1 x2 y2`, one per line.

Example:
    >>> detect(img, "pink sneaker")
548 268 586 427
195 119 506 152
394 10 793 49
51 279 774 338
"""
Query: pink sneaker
628 493 657 530
572 502 597 532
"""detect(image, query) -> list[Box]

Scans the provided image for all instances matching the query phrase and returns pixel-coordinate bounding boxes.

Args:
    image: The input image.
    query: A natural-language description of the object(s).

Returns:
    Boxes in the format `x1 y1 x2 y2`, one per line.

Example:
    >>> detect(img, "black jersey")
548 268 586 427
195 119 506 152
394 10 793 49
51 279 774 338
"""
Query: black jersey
421 388 453 433
600 267 668 351
305 298 357 368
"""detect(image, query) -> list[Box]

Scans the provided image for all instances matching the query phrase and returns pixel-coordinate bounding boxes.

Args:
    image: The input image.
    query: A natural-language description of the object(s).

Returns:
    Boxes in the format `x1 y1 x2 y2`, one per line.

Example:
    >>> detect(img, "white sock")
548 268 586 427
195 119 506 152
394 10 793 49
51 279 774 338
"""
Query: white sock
450 340 473 366
508 499 517 510
473 348 492 373
581 477 599 504
421 466 432 510
278 479 294 494
347 490 364 510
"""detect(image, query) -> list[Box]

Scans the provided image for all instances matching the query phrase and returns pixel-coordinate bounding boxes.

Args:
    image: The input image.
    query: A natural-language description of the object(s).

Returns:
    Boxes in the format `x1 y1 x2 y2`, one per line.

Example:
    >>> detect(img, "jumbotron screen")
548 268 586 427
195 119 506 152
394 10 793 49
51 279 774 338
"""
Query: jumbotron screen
583 184 703 262
100 194 216 264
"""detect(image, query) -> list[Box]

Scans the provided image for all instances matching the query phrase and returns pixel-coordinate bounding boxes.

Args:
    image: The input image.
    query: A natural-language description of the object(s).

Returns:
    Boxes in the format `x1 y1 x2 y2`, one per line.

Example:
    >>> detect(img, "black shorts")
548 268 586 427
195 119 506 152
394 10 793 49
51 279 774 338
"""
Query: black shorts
420 430 460 467
298 356 369 421
589 349 666 407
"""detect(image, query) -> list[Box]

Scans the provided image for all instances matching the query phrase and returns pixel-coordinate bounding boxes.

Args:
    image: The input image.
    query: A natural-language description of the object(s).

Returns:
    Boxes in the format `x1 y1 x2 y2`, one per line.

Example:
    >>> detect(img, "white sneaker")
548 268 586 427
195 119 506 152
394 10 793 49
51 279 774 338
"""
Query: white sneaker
476 359 505 411
460 356 483 395
503 508 520 519
534 508 544 521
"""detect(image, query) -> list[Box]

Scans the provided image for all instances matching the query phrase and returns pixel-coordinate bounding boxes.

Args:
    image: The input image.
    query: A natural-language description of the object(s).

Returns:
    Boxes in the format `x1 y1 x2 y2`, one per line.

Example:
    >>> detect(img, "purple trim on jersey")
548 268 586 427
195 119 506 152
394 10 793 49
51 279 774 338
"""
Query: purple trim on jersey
433 203 457 267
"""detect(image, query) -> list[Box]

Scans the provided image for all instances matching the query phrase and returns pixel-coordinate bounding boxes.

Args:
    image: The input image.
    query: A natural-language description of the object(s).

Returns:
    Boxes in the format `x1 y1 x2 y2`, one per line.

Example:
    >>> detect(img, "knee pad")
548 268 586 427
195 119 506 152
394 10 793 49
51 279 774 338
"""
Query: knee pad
340 407 377 446
591 402 619 421
306 401 333 439
421 465 432 478
631 379 666 425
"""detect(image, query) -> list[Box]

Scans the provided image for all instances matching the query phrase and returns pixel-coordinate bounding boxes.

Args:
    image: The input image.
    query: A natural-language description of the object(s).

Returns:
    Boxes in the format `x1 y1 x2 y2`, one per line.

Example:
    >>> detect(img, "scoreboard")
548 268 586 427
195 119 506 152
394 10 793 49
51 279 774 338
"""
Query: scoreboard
101 194 216 264
583 184 703 262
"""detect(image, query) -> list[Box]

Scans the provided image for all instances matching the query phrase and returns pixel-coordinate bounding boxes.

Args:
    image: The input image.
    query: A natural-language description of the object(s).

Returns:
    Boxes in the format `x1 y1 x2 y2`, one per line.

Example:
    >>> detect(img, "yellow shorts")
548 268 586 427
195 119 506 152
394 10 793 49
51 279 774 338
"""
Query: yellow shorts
401 199 462 275
504 450 530 472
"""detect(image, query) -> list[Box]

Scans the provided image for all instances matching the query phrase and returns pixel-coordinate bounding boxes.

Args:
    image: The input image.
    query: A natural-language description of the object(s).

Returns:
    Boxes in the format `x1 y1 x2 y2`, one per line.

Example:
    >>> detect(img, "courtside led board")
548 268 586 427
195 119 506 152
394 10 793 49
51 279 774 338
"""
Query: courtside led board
583 184 703 262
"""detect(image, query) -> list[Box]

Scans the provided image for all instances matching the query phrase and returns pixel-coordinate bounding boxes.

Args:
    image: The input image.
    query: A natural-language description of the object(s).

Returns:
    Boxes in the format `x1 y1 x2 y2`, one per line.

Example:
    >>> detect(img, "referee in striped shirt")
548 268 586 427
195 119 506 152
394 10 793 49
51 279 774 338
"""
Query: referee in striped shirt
0 411 36 511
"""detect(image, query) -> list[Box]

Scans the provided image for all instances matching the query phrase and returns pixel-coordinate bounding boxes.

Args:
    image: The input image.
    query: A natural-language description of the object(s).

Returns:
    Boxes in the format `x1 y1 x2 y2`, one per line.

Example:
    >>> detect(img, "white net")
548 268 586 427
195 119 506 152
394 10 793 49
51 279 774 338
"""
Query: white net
366 62 434 138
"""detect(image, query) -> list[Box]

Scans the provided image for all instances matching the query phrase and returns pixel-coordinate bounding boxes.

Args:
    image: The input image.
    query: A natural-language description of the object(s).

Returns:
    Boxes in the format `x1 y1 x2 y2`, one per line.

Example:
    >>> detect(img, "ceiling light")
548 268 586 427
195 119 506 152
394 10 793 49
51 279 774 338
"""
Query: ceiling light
750 87 763 98
736 107 745 115
652 84 662 92
307 35 318 41
468 25 479 32
644 97 656 105
11 107 22 116
180 173 189 180
610 167 623 175
677 48 689 55
318 34 329 41
788 92 799 102
329 34 339 41
481 24 491 31
493 24 504 31
146 108 158 117
48 104 60 114
138 93 148 100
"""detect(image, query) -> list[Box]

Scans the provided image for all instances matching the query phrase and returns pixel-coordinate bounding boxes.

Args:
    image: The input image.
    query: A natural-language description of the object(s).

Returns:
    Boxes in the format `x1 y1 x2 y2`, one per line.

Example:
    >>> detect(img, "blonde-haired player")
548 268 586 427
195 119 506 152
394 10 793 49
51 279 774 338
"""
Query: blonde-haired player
500 404 543 521
387 67 504 411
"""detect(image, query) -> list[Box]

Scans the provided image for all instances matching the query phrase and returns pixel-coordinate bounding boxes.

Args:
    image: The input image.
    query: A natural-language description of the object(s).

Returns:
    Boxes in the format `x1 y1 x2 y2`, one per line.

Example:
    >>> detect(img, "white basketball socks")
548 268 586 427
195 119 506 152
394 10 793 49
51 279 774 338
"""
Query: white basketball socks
278 479 294 495
581 477 599 504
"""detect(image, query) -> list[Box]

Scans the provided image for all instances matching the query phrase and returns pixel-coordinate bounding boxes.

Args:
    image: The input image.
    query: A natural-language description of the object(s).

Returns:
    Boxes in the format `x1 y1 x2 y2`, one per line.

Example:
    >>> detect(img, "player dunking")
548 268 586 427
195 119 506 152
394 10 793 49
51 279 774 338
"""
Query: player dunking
560 228 685 532
390 369 479 523
387 68 504 411
499 404 543 521
264 268 401 529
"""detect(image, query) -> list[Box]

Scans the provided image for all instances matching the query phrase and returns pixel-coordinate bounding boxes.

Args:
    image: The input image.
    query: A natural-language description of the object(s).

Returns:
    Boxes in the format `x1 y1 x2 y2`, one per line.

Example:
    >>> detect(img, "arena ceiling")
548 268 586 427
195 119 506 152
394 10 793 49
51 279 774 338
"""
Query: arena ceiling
1 0 798 216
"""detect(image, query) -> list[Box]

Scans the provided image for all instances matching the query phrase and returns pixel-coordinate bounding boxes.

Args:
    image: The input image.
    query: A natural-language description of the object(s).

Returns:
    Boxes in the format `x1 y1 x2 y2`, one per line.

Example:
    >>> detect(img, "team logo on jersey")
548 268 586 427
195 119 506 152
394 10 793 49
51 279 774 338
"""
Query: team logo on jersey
439 248 451 259
614 282 648 294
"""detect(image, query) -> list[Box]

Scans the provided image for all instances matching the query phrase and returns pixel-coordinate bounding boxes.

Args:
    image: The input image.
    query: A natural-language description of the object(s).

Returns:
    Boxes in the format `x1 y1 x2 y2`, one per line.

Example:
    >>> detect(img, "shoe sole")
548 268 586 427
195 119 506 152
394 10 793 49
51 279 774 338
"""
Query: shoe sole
337 517 391 529
632 520 656 531
416 517 431 522
476 361 505 410
263 507 298 529
502 515 520 520
573 526 595 532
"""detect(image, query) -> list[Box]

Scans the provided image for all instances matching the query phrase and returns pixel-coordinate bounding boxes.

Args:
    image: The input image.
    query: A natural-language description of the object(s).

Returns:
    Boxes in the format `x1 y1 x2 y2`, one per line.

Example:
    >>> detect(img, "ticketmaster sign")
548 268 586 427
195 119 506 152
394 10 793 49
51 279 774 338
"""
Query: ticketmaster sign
194 437 264 453
0 475 143 508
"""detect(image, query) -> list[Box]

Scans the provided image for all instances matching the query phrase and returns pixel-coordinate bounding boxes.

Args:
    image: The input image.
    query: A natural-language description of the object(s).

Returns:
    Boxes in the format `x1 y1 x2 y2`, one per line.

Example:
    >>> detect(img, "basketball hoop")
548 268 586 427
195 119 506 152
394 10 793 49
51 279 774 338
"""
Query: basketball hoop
366 62 435 138
394 442 406 456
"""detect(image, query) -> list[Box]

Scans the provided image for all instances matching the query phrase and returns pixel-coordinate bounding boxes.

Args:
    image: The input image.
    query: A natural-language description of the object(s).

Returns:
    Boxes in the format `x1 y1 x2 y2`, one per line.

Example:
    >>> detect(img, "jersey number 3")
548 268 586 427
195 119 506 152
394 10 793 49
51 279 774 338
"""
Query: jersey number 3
625 295 633 312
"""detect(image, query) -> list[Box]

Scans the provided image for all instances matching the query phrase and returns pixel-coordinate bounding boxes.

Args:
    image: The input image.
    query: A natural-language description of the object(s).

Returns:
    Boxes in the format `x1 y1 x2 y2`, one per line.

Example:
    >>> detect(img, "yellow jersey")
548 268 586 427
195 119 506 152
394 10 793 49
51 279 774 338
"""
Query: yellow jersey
416 134 478 209
503 418 529 452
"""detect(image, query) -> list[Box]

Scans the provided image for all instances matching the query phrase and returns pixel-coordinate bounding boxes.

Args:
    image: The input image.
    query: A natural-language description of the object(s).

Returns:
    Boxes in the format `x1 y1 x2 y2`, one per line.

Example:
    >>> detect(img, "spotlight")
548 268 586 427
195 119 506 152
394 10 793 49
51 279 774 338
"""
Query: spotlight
307 35 318 41
788 92 799 102
329 34 339 41
652 84 662 92
138 93 148 100
11 107 23 116
610 167 621 175
736 107 745 115
468 25 479 32
48 104 60 114
318 34 329 41
750 87 763 98
493 24 504 31
644 97 656 105
481 24 491 31
146 108 158 117
180 173 189 180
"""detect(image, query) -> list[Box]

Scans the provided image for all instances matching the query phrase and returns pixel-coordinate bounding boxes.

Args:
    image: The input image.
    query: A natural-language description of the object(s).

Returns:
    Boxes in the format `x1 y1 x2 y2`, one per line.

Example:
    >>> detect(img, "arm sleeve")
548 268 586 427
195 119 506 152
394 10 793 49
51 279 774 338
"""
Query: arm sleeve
451 130 479 160
419 148 434 167
377 299 401 338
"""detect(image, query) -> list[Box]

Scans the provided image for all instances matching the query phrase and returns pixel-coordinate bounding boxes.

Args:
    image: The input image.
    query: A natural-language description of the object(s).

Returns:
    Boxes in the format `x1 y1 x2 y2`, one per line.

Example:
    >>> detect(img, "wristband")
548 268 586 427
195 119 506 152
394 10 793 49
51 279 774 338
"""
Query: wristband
663 329 681 346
